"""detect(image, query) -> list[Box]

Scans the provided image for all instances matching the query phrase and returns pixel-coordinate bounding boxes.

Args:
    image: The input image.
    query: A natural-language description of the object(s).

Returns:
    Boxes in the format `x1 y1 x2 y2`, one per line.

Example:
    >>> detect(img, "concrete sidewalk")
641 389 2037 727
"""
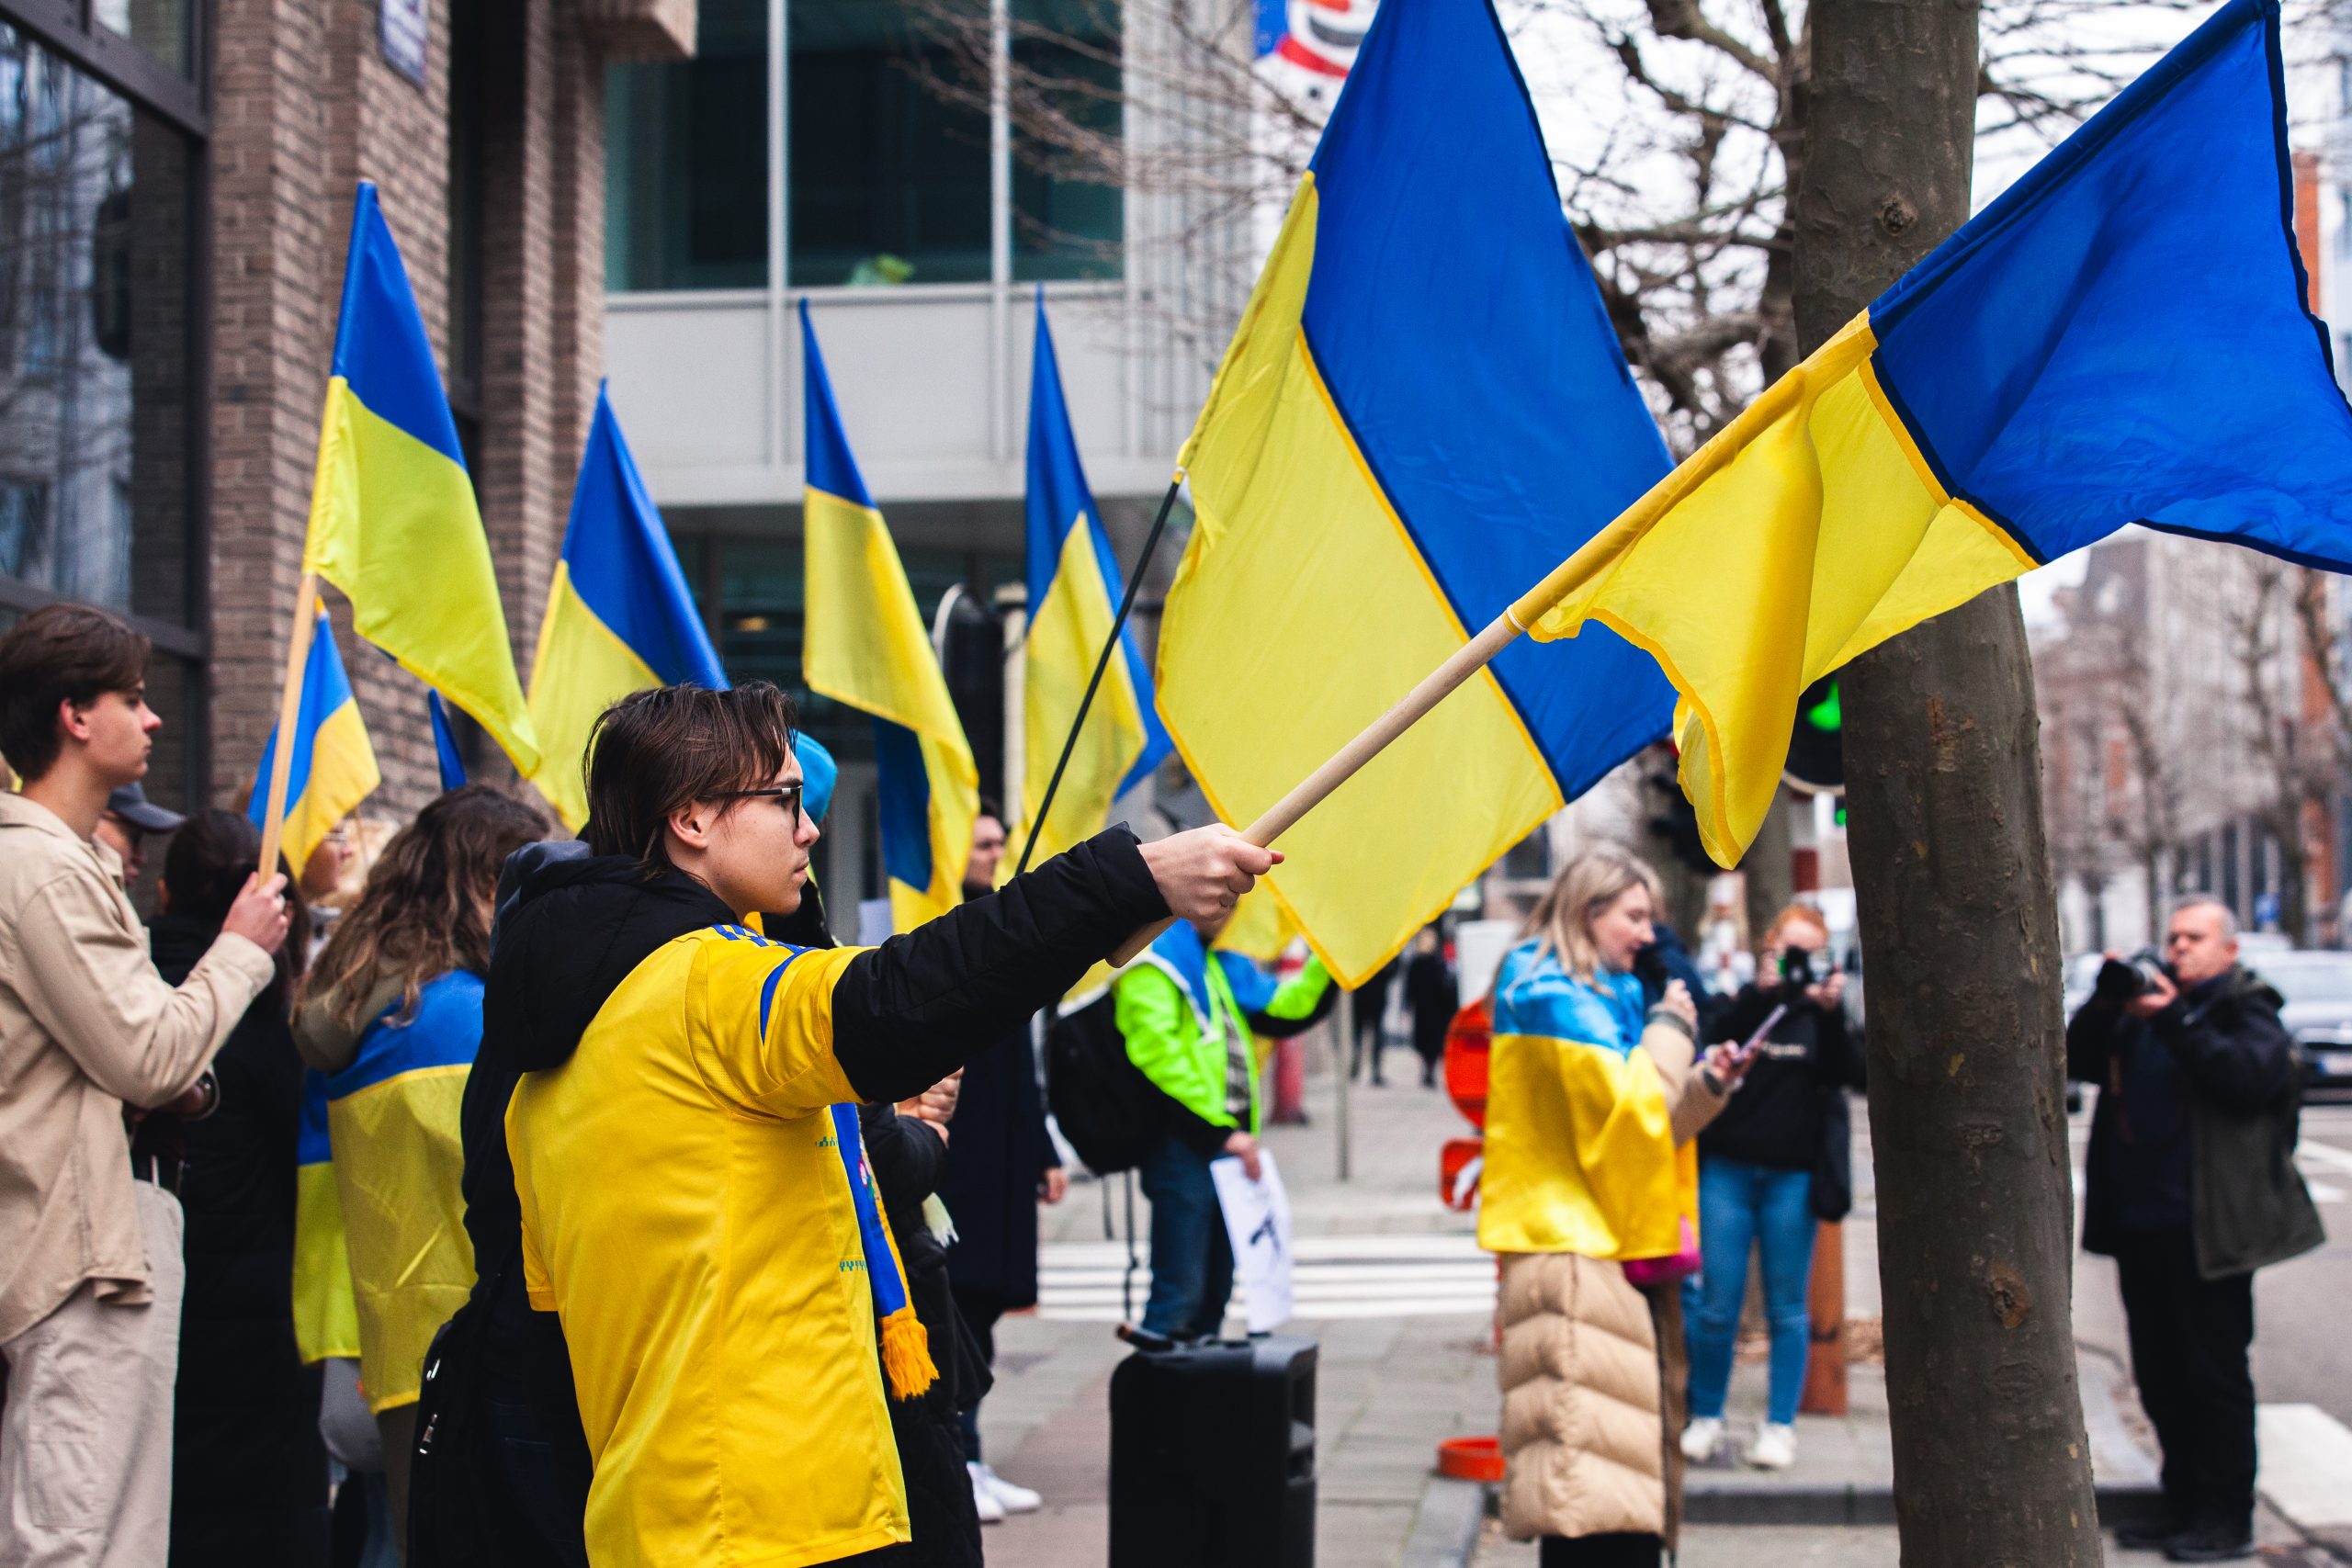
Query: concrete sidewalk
966 1045 2345 1567
976 1040 1497 1568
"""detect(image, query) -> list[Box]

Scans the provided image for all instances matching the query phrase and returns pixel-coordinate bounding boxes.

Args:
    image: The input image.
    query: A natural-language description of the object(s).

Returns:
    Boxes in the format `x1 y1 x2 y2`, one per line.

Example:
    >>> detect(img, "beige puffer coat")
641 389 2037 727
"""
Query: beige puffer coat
1495 1013 1726 1543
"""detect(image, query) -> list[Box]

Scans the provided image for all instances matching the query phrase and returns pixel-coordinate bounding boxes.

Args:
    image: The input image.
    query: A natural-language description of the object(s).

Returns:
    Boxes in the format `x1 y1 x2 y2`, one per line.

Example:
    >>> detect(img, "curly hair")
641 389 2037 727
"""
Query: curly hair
303 785 548 1031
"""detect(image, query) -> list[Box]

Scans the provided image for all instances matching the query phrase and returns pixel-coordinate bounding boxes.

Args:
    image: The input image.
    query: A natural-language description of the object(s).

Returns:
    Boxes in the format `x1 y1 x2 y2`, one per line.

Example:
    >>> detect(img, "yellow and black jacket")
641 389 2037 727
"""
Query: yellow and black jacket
493 830 1163 1568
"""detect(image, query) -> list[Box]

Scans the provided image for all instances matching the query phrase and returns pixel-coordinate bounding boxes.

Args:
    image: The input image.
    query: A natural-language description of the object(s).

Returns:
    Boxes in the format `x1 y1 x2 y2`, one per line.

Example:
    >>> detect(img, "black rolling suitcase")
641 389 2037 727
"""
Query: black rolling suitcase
1108 1336 1317 1568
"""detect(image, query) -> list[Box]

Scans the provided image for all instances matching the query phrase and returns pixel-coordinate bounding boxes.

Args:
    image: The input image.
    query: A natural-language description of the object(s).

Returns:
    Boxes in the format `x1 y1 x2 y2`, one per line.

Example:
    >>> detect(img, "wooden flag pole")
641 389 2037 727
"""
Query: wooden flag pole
1103 504 1647 966
256 571 319 878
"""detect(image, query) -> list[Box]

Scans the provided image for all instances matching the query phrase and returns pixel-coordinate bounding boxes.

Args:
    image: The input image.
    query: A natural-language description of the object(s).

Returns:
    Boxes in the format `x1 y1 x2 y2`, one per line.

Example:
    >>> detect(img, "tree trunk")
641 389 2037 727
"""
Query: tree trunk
1794 1 2101 1563
1742 787 1793 942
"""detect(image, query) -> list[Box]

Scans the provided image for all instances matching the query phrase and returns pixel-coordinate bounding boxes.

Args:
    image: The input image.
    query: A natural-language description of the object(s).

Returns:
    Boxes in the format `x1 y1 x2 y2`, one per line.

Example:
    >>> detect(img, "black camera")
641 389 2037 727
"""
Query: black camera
1778 944 1835 994
2094 947 2168 1002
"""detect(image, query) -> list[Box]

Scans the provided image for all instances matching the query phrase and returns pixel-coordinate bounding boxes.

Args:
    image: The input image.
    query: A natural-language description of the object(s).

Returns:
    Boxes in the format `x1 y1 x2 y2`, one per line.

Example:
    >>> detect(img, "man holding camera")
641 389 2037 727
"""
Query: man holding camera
2067 896 2324 1564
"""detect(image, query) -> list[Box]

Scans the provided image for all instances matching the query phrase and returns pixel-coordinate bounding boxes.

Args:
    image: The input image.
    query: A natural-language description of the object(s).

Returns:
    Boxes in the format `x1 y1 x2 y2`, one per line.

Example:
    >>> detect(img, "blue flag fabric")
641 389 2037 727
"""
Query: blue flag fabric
429 692 468 792
526 384 731 827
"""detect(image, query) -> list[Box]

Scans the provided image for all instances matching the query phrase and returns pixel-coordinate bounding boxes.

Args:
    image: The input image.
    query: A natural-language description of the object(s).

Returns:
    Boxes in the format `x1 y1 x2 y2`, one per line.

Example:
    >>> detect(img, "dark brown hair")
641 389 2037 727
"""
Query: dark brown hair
0 604 150 783
163 808 312 998
582 682 797 871
304 785 548 1030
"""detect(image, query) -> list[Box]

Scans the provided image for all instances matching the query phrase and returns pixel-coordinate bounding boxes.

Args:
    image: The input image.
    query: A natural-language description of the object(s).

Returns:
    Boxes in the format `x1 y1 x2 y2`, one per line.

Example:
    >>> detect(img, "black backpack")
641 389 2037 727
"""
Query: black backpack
406 1258 590 1568
1045 989 1169 1176
406 1265 507 1568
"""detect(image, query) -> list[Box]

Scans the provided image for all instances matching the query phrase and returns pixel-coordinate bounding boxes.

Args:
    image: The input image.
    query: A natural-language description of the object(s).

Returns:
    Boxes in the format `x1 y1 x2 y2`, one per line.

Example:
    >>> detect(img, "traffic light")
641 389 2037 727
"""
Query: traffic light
1783 673 1843 794
1644 750 1713 874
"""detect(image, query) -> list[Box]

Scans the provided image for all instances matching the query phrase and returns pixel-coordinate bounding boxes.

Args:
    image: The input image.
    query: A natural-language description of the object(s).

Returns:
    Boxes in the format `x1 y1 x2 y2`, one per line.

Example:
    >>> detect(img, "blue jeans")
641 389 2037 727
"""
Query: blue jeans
1137 1135 1235 1339
1684 1155 1815 1426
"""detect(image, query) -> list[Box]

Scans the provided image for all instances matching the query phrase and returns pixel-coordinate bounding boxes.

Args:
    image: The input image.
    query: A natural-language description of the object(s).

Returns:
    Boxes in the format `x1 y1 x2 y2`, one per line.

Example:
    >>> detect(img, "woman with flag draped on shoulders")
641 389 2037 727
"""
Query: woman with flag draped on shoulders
293 785 550 1557
1477 847 1744 1567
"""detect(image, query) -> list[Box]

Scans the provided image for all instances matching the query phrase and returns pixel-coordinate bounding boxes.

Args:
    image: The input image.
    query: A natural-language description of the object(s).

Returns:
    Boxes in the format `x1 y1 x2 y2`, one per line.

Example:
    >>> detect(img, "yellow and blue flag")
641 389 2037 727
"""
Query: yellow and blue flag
527 384 728 829
1019 297 1171 867
1521 0 2352 865
798 304 980 930
248 610 379 876
1157 0 1675 987
303 183 538 775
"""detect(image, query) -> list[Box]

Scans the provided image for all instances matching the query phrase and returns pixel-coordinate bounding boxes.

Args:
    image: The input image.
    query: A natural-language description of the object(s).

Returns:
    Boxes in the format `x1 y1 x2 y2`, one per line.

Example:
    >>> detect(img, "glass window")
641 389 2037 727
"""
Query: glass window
93 0 192 77
0 25 196 628
606 0 770 291
788 0 989 288
1012 0 1123 281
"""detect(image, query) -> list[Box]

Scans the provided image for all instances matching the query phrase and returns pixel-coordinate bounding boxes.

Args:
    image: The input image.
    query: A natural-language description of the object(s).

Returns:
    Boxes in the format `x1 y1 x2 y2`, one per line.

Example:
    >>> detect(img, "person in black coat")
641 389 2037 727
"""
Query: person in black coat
939 807 1064 1518
862 1096 986 1566
141 811 330 1567
2065 896 2324 1562
1350 955 1399 1085
1680 905 1863 1472
1402 927 1455 1088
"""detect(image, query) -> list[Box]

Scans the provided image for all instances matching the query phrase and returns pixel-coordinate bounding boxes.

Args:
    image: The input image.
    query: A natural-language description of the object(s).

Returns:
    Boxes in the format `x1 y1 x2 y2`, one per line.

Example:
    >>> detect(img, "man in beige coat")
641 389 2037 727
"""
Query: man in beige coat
0 604 290 1567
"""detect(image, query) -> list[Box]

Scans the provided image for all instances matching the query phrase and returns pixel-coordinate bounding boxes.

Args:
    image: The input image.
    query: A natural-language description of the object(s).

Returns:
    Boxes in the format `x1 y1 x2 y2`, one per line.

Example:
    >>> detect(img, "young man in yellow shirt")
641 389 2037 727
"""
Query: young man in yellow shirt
496 682 1271 1567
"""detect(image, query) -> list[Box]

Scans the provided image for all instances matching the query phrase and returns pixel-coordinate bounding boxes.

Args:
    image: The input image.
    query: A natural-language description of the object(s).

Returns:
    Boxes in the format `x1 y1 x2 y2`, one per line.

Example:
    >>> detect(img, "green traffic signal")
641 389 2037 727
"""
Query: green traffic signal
1785 674 1843 793
1804 681 1841 732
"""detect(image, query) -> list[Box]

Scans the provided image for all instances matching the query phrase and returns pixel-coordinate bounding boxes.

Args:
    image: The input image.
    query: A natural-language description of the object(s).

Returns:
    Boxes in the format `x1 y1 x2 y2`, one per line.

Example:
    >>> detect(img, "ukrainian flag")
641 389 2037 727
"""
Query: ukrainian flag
247 609 379 877
304 183 538 775
1019 298 1171 866
291 1071 362 1364
1158 0 1675 987
527 384 728 829
1520 0 2352 865
798 303 980 930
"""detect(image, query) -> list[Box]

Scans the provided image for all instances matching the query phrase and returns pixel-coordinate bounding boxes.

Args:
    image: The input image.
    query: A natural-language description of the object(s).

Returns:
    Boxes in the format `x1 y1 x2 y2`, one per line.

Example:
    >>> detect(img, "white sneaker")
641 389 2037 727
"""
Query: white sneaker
976 1461 1042 1514
1747 1422 1797 1470
967 1461 1006 1523
1679 1416 1724 1462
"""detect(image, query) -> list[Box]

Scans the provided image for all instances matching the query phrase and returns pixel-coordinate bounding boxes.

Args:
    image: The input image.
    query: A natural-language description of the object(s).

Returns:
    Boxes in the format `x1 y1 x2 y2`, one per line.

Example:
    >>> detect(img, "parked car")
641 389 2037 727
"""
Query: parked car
2245 950 2352 1100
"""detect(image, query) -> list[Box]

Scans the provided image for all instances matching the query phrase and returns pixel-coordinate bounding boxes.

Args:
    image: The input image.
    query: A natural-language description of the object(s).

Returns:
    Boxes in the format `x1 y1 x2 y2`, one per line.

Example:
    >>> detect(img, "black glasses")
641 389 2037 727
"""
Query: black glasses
716 784 806 821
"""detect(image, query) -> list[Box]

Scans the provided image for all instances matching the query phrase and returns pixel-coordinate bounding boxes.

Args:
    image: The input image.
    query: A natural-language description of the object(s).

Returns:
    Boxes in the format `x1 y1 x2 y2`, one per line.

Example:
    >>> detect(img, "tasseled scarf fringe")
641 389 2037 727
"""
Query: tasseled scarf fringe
829 1104 940 1400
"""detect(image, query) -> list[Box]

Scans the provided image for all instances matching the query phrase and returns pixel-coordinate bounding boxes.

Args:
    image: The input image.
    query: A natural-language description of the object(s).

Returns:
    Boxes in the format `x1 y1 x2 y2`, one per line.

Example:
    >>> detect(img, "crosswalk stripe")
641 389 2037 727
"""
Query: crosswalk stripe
1036 1232 1497 1324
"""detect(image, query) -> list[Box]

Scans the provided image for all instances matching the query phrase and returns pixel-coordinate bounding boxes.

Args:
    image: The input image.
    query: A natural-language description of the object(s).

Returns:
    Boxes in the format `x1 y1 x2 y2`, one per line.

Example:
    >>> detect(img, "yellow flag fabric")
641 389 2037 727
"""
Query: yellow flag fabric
1517 317 2030 864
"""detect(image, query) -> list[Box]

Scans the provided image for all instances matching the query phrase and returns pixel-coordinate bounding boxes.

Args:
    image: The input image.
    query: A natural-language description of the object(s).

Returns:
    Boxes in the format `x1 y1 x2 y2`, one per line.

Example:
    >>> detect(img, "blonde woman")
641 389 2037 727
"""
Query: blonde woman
1479 846 1743 1568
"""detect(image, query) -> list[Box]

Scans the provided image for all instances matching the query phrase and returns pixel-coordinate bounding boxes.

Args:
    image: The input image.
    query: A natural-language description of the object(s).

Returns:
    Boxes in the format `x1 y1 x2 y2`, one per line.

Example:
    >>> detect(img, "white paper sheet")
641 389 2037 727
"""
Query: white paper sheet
1210 1148 1295 1333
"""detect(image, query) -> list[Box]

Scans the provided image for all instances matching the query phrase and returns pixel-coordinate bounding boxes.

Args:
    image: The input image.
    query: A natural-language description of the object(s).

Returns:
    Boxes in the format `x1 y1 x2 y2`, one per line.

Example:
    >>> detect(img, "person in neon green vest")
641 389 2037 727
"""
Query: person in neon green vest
1114 910 1333 1339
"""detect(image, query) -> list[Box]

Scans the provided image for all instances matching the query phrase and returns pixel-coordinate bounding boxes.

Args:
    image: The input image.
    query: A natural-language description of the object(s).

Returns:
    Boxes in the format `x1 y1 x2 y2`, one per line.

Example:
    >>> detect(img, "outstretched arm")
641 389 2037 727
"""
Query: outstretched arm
832 825 1276 1105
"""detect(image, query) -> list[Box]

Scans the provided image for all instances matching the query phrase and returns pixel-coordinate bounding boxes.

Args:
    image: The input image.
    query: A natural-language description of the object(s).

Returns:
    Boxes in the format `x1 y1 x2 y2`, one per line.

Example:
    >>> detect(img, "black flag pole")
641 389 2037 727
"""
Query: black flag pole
1012 470 1185 876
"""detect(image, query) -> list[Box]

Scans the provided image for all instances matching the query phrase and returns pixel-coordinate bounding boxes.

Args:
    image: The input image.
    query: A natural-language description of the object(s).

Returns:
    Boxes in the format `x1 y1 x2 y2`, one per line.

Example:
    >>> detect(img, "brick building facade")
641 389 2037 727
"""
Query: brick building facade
0 0 695 822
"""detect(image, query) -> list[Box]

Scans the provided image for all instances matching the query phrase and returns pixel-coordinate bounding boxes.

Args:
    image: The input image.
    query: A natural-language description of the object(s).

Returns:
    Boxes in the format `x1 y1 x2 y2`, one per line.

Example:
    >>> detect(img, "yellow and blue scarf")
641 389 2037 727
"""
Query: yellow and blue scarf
827 1101 938 1399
